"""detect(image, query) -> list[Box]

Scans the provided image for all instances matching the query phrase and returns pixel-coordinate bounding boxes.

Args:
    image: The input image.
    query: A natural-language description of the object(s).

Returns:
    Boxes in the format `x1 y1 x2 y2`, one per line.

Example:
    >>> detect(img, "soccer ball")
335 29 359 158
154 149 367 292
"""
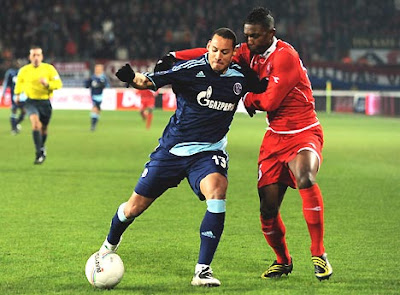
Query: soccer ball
85 251 124 289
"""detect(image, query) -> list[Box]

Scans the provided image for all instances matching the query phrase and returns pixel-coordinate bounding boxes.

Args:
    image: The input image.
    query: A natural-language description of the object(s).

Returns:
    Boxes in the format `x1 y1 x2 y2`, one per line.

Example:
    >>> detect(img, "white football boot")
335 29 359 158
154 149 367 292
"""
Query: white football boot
191 264 221 287
99 237 122 257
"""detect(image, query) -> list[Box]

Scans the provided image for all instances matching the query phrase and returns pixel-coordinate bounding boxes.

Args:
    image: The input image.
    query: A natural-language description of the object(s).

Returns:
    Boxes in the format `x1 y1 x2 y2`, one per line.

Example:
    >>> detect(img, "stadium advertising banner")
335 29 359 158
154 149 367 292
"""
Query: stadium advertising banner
116 89 142 110
0 87 167 111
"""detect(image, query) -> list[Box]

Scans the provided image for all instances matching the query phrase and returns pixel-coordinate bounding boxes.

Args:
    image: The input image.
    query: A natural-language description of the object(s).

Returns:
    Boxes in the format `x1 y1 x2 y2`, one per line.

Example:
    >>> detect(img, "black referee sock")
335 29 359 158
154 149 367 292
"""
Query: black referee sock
10 117 17 131
32 130 43 155
42 134 47 147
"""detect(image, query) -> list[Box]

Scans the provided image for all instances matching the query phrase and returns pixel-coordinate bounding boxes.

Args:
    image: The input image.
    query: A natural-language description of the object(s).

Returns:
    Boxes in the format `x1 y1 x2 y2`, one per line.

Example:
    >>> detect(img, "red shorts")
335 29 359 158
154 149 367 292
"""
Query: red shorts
258 125 324 189
141 90 155 109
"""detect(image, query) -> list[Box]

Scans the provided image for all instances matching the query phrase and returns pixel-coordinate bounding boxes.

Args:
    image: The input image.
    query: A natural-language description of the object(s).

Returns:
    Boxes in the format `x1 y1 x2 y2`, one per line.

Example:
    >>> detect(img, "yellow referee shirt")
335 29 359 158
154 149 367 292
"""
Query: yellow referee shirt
15 63 63 99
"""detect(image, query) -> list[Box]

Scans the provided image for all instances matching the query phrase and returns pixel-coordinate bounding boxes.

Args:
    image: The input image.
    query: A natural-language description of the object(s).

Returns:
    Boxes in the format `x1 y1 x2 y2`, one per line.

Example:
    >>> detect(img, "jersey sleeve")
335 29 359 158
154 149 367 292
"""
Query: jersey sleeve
243 50 300 112
146 59 198 90
174 48 207 60
233 43 249 65
84 78 91 88
105 76 111 88
47 65 63 91
1 70 11 97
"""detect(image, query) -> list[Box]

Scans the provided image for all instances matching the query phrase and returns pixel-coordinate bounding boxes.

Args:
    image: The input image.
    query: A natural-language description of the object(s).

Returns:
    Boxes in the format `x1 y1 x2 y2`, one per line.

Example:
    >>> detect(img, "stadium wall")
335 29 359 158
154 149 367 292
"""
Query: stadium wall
1 87 399 117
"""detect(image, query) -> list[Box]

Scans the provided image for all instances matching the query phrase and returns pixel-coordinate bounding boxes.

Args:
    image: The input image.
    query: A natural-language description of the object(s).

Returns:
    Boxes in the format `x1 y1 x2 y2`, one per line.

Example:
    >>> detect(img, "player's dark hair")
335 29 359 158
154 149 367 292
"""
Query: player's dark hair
212 28 237 48
245 7 275 30
30 45 42 51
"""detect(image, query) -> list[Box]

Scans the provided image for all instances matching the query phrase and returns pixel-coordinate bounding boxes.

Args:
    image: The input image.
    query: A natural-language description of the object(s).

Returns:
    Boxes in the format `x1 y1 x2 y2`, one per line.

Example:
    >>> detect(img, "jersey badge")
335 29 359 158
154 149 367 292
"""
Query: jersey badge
233 83 242 95
271 76 280 84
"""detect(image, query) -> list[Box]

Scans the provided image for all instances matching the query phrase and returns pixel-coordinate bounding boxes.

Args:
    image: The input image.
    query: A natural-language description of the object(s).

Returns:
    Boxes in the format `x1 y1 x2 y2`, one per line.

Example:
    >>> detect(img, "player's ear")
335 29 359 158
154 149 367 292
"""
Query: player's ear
206 40 211 51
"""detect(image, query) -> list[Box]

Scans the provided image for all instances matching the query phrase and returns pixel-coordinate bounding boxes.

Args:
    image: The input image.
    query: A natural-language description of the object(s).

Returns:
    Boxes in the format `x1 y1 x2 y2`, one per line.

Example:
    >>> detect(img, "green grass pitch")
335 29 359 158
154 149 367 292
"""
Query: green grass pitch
0 108 399 294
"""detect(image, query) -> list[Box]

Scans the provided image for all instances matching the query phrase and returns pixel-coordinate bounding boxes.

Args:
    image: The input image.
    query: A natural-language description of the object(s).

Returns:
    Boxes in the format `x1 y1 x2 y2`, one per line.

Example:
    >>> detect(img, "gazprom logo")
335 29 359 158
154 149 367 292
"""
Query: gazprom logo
196 86 235 111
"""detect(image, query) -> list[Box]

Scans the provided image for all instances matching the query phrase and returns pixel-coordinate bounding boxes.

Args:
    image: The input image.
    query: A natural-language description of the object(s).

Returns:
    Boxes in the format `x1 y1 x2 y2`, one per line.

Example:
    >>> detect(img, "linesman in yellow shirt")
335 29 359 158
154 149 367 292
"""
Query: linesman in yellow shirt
14 46 63 164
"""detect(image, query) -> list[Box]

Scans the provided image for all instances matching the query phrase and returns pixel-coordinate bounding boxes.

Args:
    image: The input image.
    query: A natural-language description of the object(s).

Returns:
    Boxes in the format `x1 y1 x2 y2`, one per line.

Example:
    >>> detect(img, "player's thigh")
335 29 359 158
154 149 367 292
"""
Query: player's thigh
25 99 40 117
187 150 229 201
134 158 186 199
92 100 101 111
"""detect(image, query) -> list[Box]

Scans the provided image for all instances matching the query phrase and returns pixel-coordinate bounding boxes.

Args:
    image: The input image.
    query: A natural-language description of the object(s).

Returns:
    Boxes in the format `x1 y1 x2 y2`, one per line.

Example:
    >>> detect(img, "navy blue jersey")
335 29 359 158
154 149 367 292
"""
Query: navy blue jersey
1 68 18 98
146 53 253 156
2 68 27 102
85 74 110 96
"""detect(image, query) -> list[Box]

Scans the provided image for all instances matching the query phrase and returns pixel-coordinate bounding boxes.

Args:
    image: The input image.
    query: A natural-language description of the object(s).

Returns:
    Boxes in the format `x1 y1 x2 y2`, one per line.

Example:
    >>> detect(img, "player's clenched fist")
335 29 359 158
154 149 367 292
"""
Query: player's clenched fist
115 63 135 83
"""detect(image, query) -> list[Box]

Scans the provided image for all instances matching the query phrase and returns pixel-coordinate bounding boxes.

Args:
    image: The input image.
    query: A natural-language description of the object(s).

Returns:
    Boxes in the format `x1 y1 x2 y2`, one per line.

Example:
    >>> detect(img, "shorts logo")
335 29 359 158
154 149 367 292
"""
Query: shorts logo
141 168 148 178
233 83 242 95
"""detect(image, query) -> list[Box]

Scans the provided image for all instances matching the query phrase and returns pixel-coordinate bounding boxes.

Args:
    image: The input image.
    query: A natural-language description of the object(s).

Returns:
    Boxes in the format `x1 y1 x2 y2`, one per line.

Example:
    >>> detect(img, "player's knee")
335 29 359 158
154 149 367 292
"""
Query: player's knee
206 199 226 213
124 193 154 218
123 202 144 219
260 206 279 219
296 172 316 189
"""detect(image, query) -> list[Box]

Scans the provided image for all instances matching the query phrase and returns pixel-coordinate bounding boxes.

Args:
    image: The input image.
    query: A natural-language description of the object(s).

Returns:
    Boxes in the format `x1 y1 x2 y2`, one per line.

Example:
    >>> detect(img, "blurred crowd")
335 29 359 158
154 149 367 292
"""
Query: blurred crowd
1 0 399 70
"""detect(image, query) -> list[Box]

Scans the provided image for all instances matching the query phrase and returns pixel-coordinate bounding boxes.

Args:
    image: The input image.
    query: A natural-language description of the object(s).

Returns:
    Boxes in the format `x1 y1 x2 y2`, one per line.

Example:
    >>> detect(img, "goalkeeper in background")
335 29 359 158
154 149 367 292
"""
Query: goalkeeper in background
14 46 62 164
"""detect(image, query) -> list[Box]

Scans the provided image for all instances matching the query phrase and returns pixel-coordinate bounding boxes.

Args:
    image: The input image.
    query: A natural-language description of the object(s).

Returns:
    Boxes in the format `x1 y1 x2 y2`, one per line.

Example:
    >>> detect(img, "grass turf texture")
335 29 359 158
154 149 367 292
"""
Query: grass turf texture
0 108 399 295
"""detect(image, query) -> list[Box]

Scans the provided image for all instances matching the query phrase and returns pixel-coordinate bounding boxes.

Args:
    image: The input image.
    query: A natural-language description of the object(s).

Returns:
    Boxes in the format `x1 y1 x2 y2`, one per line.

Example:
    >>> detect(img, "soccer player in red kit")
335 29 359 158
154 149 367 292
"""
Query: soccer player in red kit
139 89 155 129
161 7 333 281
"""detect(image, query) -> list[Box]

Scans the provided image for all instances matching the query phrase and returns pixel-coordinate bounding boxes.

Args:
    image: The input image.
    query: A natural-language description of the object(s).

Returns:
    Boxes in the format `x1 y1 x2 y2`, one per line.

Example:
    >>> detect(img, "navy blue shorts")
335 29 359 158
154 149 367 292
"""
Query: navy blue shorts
92 99 102 110
25 99 52 126
134 147 229 200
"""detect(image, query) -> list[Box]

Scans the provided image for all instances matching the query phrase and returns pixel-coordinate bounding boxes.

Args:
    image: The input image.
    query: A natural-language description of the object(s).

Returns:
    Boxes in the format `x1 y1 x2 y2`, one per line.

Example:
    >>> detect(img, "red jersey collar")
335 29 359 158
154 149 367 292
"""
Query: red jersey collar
260 36 278 59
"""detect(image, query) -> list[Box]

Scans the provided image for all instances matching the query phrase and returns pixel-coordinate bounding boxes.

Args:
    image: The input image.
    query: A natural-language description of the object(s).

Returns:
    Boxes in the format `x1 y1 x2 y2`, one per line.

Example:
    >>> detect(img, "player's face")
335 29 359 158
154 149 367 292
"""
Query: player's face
207 35 236 74
243 24 275 54
29 48 43 67
94 64 104 76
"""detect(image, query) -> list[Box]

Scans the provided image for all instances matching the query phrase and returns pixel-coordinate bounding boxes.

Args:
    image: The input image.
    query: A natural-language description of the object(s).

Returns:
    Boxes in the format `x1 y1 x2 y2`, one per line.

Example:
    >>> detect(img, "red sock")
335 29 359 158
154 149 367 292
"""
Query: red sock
299 184 325 256
260 213 291 264
146 113 153 129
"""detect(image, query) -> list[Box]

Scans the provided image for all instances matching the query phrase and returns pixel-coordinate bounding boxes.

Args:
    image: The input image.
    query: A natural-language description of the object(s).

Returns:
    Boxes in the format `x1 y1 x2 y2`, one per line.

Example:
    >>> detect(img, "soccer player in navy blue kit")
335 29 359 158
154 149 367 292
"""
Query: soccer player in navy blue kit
1 61 27 135
97 28 266 287
85 64 110 131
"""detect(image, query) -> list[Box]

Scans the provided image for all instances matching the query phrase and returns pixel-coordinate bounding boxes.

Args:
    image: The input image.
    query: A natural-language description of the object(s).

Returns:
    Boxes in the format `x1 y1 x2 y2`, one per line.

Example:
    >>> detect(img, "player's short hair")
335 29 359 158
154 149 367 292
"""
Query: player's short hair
245 7 275 30
30 45 42 51
212 28 237 48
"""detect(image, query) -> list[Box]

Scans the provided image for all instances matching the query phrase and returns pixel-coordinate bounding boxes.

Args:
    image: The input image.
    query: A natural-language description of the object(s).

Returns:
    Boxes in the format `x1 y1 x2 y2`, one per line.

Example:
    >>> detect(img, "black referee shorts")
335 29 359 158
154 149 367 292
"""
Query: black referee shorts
25 99 53 126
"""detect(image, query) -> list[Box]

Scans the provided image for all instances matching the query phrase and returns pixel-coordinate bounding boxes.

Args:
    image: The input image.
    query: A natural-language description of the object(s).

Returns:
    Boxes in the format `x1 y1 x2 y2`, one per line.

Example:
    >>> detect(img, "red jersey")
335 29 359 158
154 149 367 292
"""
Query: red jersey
140 89 155 109
175 38 320 133
240 38 319 133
